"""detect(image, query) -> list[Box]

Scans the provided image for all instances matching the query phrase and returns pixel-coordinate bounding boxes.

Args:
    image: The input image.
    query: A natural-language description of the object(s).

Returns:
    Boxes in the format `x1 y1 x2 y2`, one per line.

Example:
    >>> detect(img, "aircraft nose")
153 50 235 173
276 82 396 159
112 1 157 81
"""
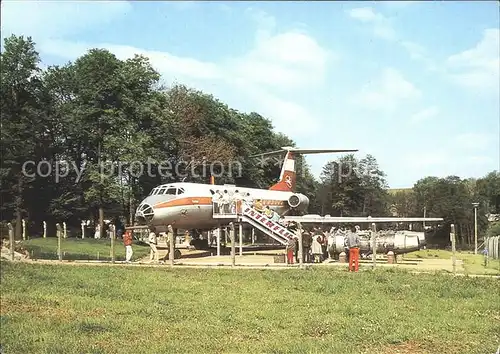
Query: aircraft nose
136 203 154 224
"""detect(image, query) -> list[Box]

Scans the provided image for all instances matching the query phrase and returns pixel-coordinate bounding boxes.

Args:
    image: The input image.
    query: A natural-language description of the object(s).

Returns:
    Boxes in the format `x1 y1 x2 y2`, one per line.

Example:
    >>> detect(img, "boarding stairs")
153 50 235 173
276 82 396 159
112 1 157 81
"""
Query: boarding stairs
212 201 295 246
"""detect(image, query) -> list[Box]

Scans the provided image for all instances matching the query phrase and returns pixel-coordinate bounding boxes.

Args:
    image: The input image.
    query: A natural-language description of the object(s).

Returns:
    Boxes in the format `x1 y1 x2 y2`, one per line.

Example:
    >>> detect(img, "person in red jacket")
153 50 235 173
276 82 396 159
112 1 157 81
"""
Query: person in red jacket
123 230 133 263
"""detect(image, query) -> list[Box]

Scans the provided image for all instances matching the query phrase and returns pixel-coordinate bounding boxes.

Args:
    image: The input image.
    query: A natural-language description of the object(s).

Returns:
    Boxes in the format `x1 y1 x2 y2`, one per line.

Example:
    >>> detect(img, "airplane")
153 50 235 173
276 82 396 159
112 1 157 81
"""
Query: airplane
134 147 358 232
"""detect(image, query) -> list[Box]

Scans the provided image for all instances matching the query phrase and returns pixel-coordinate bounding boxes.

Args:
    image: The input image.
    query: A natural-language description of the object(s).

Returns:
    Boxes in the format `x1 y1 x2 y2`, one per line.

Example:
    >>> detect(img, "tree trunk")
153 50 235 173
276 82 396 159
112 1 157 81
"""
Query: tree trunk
99 206 104 239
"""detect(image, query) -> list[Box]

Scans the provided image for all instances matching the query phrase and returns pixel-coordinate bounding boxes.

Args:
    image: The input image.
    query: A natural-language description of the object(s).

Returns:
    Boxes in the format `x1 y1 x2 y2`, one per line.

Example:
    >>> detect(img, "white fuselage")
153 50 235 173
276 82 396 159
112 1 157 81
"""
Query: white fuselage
135 182 299 232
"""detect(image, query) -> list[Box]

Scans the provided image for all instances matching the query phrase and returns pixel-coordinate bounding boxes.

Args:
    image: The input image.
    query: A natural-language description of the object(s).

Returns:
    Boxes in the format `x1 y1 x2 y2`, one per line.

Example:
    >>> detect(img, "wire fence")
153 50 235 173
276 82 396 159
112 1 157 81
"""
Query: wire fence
485 236 500 260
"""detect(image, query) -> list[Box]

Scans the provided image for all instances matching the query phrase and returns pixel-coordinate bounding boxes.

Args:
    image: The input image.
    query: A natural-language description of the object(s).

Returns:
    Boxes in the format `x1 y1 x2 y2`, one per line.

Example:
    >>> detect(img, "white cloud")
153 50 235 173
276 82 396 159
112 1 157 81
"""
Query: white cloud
1 0 132 40
355 68 421 111
447 28 500 91
410 106 439 124
346 7 396 41
16 4 326 138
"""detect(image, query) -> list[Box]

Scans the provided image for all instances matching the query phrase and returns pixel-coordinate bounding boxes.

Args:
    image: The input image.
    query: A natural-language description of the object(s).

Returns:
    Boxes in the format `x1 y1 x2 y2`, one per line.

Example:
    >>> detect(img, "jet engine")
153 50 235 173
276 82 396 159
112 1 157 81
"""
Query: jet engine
287 193 309 211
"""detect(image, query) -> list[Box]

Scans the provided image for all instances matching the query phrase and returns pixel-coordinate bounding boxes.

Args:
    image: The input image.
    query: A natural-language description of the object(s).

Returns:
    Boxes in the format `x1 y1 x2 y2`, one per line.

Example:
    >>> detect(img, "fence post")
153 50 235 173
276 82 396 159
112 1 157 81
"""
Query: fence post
63 222 67 239
81 221 85 239
110 224 115 263
43 221 47 238
22 219 26 241
168 225 175 267
56 223 62 261
450 224 456 274
371 222 377 268
230 222 235 267
8 223 14 261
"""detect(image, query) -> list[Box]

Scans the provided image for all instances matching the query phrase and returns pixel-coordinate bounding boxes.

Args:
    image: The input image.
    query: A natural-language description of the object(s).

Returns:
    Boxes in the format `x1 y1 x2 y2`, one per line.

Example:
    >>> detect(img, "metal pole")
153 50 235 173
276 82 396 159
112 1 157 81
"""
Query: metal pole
81 222 85 239
230 223 235 267
371 223 376 268
451 224 456 274
56 223 62 261
251 228 255 244
168 225 175 267
8 223 14 261
474 206 478 255
238 223 243 256
43 221 46 238
297 222 304 269
110 224 115 263
63 222 67 239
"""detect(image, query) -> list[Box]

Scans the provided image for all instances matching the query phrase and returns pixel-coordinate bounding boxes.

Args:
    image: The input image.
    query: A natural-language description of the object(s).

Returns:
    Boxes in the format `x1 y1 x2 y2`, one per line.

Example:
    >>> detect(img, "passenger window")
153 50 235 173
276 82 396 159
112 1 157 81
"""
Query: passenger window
165 188 177 195
177 188 185 195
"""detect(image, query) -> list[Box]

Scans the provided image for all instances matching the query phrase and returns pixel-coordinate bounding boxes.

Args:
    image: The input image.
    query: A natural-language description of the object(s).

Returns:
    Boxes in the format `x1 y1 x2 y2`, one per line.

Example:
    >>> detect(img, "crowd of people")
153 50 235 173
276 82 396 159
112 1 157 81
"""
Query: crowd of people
212 189 253 214
282 224 361 271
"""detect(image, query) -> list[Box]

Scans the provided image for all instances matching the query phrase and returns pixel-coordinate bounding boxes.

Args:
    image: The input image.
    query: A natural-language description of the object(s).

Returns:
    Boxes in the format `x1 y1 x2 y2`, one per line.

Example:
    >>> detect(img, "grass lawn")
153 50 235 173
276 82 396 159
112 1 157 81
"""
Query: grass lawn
406 249 500 275
19 237 151 261
1 262 499 354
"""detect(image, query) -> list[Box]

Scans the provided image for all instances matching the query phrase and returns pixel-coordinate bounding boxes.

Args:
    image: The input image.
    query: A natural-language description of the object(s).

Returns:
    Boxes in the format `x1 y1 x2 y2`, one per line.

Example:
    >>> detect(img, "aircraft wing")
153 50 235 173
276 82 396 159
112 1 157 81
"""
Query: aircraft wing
285 148 358 154
283 216 444 224
250 148 358 157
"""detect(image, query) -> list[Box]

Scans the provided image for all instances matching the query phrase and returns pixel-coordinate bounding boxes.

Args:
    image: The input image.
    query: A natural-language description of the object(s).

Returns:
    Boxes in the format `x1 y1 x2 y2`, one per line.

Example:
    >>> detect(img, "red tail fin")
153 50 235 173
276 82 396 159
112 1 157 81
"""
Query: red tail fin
269 151 296 192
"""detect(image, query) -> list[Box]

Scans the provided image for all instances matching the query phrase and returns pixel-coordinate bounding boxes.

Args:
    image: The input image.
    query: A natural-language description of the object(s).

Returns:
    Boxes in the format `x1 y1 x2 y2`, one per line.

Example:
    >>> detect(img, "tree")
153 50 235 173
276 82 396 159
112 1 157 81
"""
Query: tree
0 35 47 238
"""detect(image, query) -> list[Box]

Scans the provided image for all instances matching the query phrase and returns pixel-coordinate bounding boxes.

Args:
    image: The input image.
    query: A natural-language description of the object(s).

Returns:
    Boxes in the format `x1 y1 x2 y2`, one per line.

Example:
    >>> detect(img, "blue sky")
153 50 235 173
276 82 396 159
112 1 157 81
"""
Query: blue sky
2 1 499 188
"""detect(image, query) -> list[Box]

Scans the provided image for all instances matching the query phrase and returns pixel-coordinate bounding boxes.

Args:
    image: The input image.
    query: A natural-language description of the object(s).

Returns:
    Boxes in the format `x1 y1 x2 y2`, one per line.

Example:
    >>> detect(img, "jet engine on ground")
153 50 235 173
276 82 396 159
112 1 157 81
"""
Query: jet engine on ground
329 231 422 258
287 193 309 212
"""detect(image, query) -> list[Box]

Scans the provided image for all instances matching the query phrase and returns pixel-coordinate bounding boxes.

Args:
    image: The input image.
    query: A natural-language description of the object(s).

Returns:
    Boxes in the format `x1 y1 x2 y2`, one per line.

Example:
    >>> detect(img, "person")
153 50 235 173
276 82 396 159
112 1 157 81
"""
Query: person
346 226 360 272
213 190 222 214
286 237 296 264
312 235 323 263
232 190 243 214
264 206 273 218
302 229 312 263
148 227 159 262
123 230 133 263
94 224 100 239
254 199 263 212
221 190 230 214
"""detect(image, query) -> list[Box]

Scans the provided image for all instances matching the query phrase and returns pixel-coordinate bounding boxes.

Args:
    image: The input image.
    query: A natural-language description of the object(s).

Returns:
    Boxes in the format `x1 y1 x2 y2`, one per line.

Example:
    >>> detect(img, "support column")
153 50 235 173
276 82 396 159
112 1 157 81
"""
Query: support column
251 228 255 244
297 222 304 269
239 223 243 256
43 221 47 238
216 227 221 256
81 221 85 239
63 222 67 239
230 223 235 267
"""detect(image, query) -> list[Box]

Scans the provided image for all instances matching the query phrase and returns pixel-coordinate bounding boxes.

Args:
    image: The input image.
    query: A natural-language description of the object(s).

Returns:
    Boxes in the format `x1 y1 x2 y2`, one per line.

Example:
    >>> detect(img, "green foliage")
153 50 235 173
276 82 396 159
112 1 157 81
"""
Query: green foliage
487 222 500 237
1 263 499 353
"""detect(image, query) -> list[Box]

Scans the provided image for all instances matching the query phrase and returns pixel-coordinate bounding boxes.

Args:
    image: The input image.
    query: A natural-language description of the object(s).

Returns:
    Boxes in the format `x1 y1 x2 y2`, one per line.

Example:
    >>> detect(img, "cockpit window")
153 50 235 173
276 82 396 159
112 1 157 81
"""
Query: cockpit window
158 187 167 195
165 188 177 195
178 188 185 195
209 189 215 195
